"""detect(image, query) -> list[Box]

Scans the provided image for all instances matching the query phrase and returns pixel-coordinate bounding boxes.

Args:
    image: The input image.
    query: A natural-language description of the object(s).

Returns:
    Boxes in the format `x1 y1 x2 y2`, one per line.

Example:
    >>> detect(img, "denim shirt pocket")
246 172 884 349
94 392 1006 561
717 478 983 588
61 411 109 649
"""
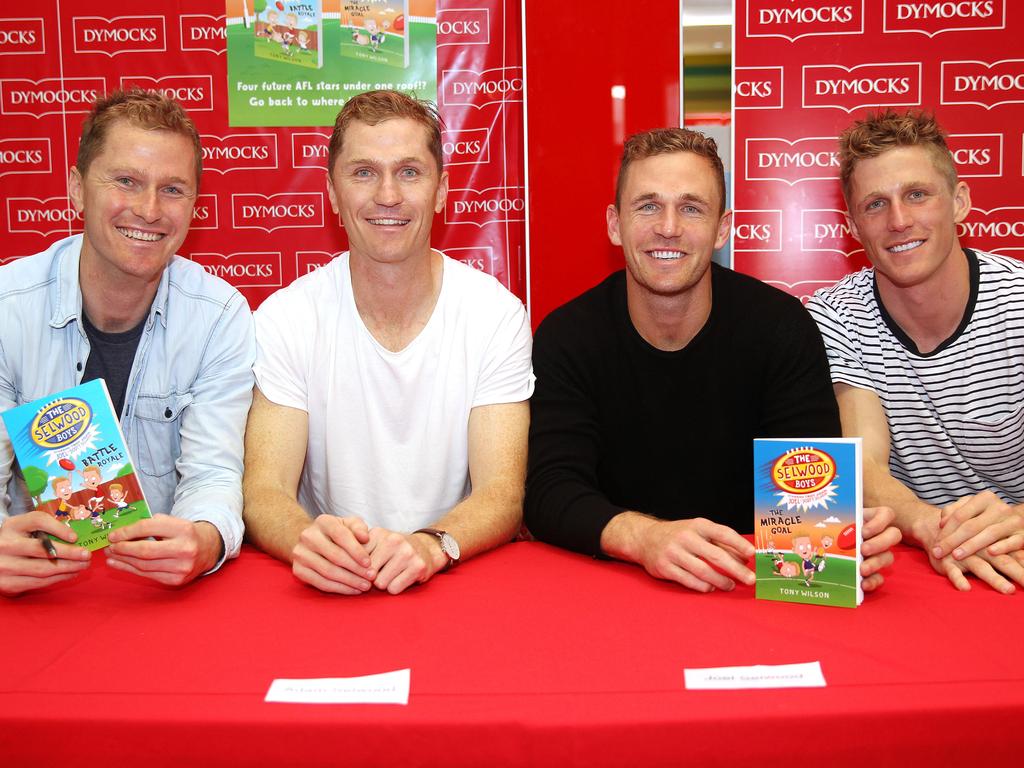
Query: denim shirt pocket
132 392 193 478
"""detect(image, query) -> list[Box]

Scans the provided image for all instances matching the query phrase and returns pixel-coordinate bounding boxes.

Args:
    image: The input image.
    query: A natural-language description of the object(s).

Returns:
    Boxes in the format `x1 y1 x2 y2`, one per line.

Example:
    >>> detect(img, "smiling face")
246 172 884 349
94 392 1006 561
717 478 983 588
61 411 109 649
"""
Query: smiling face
793 536 813 560
327 117 448 267
69 120 197 289
607 151 731 300
845 145 970 291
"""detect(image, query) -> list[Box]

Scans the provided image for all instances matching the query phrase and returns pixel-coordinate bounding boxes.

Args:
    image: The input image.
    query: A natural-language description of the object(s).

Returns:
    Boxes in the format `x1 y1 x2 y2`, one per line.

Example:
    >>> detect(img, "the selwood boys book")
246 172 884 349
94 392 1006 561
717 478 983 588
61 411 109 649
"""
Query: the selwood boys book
754 438 863 608
1 379 151 550
341 0 410 69
254 0 324 69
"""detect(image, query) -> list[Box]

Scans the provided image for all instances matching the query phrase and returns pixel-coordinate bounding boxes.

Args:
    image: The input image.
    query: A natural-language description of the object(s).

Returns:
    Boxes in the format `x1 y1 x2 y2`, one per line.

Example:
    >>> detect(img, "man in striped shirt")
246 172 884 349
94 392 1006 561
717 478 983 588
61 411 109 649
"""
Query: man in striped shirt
808 110 1024 594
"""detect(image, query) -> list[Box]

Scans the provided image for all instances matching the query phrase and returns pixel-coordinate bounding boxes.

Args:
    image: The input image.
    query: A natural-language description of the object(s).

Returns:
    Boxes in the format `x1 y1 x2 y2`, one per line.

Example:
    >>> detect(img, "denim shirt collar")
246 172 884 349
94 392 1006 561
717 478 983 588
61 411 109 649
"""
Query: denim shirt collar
49 234 170 332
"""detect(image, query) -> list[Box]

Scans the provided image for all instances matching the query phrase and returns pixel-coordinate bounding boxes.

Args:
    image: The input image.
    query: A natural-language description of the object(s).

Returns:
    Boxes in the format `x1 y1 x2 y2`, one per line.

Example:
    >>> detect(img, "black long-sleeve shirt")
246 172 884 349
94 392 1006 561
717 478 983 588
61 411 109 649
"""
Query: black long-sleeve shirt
524 266 841 556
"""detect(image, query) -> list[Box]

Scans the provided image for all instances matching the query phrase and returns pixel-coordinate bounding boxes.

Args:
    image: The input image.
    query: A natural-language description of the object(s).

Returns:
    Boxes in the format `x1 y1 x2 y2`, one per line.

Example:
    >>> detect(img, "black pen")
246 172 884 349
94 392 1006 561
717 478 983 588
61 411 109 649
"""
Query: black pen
31 530 58 561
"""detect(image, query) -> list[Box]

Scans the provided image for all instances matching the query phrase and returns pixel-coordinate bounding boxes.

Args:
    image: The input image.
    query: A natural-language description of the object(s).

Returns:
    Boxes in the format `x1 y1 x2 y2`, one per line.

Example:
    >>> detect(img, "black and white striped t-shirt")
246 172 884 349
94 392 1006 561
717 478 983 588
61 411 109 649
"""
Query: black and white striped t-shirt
807 249 1024 505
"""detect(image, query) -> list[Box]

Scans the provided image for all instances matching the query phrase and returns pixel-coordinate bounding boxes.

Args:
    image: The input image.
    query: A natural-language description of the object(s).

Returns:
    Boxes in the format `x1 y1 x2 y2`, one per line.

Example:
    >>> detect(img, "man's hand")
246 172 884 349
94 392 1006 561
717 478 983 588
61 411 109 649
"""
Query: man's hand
606 514 755 593
859 506 901 592
934 491 1024 560
106 515 222 586
291 515 376 595
916 511 1024 594
365 528 447 595
0 512 91 596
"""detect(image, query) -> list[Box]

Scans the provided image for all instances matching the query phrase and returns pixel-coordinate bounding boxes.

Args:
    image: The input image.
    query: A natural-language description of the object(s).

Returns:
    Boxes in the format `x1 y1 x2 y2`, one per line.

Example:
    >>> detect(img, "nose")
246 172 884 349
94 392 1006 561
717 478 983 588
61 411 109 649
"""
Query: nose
133 187 162 223
653 208 683 238
374 173 402 207
887 200 912 231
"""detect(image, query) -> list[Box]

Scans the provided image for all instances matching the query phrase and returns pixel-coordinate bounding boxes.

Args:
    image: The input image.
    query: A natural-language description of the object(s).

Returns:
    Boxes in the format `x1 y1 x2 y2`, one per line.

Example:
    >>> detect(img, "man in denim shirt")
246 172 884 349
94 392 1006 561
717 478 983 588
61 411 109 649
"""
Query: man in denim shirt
0 90 254 596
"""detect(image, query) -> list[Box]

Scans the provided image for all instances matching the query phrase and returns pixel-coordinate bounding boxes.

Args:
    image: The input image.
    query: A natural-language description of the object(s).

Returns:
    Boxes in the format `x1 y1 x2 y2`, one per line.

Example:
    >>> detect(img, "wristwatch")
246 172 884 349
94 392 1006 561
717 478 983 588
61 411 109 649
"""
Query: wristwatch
413 528 460 570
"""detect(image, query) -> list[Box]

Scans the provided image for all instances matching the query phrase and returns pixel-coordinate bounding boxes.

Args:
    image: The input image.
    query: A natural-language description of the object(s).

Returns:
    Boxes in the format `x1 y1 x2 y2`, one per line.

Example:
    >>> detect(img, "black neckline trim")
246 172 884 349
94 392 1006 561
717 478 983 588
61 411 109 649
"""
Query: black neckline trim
872 248 980 357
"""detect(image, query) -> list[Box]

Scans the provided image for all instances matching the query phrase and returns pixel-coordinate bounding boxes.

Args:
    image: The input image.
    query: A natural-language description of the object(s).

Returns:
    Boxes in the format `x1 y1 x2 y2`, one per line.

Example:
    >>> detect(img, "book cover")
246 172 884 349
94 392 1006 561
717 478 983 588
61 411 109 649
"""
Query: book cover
754 439 863 608
341 0 410 69
254 0 324 69
1 379 152 551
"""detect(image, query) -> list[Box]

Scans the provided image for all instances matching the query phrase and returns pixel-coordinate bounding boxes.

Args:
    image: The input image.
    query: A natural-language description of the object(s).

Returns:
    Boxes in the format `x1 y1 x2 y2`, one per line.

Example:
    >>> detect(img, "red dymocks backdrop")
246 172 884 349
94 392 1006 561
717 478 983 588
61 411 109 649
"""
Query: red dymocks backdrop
0 0 525 309
734 0 1024 300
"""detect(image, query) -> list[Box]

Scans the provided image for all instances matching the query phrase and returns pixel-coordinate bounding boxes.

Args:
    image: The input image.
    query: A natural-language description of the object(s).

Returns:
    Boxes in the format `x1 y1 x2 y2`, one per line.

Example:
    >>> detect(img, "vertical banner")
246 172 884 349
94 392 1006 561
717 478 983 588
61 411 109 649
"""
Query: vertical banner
734 0 1024 301
0 0 524 308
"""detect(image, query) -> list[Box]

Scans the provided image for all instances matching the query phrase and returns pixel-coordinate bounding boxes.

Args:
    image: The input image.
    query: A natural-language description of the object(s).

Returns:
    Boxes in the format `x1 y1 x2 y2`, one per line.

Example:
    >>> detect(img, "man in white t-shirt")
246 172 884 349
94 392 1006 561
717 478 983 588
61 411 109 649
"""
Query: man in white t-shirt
243 90 534 595
807 110 1024 594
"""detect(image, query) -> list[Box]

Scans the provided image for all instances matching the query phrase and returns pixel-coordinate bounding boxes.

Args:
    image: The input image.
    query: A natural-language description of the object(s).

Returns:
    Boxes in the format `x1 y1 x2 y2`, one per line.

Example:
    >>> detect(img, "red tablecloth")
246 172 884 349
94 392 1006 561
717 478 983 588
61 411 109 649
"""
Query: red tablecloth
1 541 1021 767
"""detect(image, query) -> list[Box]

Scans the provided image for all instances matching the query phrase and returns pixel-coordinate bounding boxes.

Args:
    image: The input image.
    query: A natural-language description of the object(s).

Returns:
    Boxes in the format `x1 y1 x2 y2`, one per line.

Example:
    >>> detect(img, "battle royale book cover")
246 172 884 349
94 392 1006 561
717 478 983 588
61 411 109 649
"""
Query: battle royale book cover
753 438 863 608
254 0 324 69
1 379 151 550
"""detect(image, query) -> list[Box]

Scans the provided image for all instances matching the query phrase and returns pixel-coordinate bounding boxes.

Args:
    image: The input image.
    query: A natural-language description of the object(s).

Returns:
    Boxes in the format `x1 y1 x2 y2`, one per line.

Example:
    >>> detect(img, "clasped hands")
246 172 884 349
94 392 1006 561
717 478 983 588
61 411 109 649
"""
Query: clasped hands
291 515 445 595
925 491 1024 594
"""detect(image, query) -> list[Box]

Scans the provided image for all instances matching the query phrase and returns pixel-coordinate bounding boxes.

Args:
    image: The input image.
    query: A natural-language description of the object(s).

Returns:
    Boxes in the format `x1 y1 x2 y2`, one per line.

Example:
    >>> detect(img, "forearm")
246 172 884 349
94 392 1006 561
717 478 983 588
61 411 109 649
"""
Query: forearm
600 511 658 564
242 486 313 564
430 478 523 563
864 458 940 547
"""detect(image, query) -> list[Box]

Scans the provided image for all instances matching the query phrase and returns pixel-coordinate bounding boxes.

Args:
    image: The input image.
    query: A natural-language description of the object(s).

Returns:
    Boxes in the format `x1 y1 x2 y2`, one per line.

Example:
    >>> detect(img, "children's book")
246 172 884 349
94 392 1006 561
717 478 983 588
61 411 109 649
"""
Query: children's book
254 0 324 69
753 438 863 608
1 379 151 551
341 0 410 69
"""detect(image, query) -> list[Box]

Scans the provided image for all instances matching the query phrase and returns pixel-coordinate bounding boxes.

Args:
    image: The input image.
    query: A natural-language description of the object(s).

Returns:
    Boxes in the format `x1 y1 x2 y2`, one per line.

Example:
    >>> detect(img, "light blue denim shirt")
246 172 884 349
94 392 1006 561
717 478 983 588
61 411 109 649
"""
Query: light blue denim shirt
0 235 254 567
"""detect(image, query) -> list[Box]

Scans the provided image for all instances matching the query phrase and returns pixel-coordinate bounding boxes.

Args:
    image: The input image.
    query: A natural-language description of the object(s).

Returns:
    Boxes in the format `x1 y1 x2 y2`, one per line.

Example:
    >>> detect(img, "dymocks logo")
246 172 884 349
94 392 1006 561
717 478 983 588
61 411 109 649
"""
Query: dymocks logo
120 75 213 111
0 77 104 117
232 193 324 232
803 63 921 112
442 67 523 109
188 252 283 289
0 18 45 55
6 197 82 237
942 59 1024 109
291 132 330 170
735 67 784 110
72 16 167 56
744 137 840 185
446 187 525 227
180 14 226 54
947 133 1002 177
733 210 782 252
958 207 1024 242
746 1 863 41
883 1 1004 36
0 138 51 178
201 134 279 173
801 209 863 258
442 128 490 166
296 251 340 274
437 8 490 46
190 193 219 231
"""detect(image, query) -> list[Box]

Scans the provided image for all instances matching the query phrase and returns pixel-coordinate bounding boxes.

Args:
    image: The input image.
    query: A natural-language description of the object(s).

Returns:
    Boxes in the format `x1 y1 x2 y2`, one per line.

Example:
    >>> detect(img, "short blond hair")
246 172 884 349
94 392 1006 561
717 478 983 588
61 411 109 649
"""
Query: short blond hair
616 128 726 213
839 109 957 202
327 90 443 175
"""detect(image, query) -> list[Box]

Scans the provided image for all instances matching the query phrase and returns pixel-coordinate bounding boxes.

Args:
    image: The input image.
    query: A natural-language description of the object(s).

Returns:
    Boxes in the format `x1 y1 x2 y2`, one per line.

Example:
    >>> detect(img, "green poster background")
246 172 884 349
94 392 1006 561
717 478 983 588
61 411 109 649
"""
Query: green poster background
226 16 437 127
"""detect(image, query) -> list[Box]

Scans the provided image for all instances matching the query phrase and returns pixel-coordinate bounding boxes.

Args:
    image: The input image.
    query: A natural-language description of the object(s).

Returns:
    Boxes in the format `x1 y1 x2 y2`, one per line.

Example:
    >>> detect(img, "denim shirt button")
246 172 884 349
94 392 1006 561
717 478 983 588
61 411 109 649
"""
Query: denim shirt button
76 362 83 371
164 407 172 419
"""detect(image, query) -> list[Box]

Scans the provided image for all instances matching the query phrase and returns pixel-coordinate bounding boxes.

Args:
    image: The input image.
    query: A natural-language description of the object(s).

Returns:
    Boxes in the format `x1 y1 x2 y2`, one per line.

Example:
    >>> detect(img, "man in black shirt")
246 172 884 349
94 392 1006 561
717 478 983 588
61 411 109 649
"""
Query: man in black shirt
525 127 900 593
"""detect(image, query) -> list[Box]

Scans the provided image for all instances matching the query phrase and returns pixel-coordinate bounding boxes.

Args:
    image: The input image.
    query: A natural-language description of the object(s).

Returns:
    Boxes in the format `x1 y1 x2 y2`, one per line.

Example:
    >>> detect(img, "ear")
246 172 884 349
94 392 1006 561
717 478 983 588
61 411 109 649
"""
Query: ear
952 180 971 224
68 167 85 214
326 170 340 215
606 204 622 246
434 169 449 214
844 209 861 244
714 210 733 251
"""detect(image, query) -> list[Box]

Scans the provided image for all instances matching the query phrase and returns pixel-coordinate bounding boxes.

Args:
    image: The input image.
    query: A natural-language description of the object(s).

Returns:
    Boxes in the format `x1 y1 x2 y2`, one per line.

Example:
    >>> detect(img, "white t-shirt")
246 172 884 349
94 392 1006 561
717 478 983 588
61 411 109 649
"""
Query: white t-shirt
254 252 534 531
807 249 1024 505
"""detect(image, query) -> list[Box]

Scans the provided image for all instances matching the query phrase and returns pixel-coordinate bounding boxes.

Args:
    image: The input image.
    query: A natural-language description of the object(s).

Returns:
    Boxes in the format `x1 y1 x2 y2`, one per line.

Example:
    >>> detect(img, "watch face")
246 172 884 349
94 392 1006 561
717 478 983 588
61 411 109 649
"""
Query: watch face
440 532 460 560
